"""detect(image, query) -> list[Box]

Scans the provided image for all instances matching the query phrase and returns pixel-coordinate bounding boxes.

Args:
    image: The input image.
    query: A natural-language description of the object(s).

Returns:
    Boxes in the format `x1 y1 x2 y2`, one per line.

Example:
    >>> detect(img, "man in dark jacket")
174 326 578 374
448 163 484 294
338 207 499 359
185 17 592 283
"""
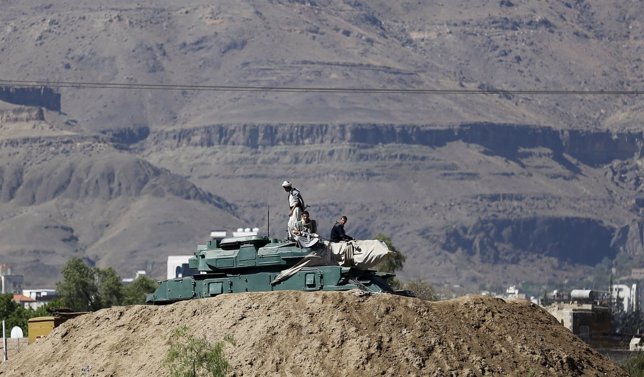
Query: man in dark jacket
329 215 353 242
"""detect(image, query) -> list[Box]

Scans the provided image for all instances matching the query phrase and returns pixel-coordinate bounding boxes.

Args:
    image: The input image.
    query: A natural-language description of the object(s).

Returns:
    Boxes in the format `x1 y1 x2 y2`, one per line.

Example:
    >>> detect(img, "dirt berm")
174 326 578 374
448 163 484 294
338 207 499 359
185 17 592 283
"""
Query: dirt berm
0 291 626 376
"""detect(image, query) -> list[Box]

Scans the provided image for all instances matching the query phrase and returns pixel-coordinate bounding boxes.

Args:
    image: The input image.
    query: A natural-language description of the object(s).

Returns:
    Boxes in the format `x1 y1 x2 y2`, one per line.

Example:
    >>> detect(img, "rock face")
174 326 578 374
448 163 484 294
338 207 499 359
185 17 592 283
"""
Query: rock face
443 216 619 265
0 86 60 112
0 292 628 376
146 123 644 167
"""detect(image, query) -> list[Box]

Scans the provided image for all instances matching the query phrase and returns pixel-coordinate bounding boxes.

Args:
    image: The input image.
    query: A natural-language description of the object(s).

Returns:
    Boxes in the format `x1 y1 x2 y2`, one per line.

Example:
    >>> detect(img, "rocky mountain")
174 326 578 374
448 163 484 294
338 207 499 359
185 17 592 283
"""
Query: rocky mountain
0 0 642 292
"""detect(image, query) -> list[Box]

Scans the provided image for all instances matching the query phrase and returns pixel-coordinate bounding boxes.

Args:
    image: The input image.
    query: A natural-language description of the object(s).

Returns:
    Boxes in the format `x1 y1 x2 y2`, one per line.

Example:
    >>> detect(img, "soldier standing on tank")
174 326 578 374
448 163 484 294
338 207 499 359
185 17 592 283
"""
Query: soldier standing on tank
282 180 304 238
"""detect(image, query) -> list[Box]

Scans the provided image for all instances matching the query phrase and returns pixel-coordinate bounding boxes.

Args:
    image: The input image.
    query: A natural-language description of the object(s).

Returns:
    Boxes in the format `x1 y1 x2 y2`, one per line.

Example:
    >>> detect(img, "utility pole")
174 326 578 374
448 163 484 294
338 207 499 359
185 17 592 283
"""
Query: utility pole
2 320 6 361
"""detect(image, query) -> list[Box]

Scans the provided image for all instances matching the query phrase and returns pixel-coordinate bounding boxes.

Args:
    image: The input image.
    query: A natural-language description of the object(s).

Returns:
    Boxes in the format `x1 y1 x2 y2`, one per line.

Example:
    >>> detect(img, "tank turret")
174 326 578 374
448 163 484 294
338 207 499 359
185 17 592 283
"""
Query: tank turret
146 231 405 304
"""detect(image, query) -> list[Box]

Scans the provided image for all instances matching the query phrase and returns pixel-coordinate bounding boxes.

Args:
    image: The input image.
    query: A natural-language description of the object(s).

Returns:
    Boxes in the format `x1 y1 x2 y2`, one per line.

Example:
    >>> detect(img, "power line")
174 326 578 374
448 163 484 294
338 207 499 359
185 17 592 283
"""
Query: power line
0 78 641 96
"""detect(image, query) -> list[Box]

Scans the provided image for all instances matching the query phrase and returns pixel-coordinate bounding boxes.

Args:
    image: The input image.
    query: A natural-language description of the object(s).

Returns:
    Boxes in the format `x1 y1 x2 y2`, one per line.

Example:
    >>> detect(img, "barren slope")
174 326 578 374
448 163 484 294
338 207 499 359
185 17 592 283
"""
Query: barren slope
0 292 627 376
0 0 641 130
0 118 244 284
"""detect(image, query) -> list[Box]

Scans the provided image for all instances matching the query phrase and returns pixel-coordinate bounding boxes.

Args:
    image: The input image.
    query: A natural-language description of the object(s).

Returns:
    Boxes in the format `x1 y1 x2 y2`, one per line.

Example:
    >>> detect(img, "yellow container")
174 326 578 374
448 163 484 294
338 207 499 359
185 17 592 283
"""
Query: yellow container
27 316 64 344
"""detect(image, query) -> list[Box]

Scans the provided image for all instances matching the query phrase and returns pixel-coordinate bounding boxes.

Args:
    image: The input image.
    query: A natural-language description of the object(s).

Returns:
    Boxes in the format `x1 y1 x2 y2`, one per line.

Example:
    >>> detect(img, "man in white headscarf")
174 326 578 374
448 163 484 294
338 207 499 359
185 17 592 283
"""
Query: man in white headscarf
282 180 305 238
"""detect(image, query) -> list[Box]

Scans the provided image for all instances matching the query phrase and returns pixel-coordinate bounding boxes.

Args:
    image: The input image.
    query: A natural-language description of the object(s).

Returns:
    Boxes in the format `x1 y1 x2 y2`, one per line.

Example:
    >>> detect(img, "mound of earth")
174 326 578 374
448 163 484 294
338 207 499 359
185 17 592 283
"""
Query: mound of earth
0 292 625 376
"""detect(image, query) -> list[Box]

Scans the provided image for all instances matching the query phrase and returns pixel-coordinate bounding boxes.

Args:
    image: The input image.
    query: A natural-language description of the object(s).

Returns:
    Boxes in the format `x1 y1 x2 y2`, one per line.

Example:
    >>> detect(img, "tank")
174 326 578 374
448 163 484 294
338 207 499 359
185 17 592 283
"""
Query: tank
146 232 407 304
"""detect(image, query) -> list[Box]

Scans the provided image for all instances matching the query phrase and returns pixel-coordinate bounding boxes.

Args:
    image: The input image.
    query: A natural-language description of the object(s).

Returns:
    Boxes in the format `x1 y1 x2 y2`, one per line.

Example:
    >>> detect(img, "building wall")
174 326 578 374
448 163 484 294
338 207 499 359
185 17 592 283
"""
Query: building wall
546 303 612 346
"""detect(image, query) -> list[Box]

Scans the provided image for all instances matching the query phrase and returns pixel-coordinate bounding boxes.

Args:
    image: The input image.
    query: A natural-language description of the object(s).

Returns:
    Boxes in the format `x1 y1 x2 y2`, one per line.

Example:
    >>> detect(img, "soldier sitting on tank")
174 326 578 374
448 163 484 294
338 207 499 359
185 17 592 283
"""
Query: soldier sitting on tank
329 215 353 242
292 211 317 237
292 211 320 247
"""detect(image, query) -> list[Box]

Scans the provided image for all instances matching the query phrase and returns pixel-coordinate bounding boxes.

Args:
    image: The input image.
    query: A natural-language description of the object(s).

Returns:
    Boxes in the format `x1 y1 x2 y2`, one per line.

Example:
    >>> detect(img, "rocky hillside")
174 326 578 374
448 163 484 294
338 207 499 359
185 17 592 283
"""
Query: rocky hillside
0 0 641 292
1 0 641 129
139 122 644 292
0 112 243 285
0 292 628 376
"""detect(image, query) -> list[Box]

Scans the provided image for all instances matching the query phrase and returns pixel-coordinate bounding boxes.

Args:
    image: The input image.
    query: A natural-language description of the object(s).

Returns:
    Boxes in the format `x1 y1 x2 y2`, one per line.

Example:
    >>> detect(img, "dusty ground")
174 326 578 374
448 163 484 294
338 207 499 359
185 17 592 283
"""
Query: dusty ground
0 291 627 376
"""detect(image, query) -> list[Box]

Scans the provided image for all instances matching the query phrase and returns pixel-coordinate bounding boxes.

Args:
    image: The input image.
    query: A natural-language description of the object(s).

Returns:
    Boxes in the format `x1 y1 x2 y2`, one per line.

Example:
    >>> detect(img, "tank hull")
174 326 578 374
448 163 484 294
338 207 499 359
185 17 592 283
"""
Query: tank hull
147 265 393 304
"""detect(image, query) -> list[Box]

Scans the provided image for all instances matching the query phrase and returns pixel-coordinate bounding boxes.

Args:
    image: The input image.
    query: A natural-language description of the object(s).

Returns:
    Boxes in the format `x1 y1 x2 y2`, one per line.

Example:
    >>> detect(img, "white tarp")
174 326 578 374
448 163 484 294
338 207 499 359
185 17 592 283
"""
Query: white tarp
271 239 393 285
327 239 392 270
271 243 336 285
294 233 320 248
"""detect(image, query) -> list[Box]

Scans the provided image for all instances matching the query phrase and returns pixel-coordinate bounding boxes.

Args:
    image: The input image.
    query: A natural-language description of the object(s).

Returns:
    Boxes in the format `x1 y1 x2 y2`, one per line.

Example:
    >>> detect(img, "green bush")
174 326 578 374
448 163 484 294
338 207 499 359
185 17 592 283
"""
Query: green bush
623 351 644 377
164 325 235 377
403 279 439 301
56 258 158 310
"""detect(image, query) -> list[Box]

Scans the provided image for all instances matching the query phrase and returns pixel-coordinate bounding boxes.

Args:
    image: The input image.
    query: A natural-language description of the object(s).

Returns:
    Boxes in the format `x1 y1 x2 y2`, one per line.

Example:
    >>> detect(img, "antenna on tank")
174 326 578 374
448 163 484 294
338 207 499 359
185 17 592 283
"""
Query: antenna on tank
267 204 270 238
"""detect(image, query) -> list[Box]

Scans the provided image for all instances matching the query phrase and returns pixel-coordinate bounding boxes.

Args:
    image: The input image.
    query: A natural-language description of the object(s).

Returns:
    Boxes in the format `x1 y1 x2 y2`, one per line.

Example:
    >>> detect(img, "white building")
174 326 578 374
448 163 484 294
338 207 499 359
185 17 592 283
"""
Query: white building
122 270 148 284
21 288 58 309
612 283 638 314
166 256 193 279
0 264 23 294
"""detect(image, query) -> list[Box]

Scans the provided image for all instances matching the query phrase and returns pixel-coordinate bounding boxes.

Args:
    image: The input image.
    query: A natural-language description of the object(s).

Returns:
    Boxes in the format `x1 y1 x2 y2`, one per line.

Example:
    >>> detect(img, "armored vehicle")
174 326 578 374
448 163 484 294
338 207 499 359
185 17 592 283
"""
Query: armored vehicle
146 231 405 304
